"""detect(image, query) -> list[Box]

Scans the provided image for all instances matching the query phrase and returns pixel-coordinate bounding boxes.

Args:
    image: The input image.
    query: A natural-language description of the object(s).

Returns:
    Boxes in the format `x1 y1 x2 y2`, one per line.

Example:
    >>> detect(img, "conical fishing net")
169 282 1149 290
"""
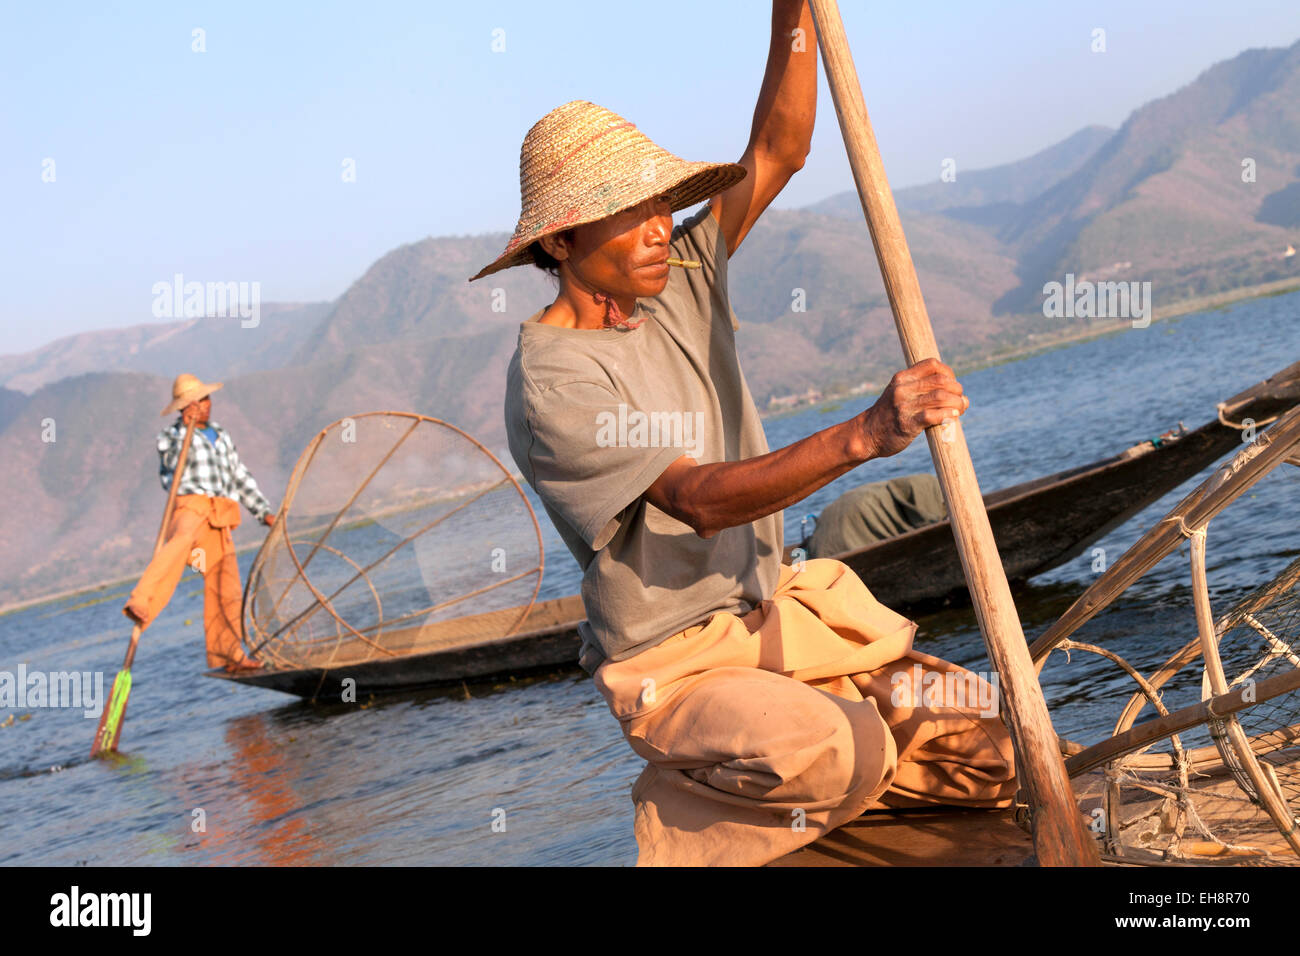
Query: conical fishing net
1067 554 1300 864
1200 557 1300 840
241 413 543 671
1034 406 1300 865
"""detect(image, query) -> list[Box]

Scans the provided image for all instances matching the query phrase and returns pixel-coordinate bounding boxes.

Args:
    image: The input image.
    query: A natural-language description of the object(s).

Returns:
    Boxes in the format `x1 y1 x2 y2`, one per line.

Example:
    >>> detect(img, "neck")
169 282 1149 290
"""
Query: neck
545 274 637 330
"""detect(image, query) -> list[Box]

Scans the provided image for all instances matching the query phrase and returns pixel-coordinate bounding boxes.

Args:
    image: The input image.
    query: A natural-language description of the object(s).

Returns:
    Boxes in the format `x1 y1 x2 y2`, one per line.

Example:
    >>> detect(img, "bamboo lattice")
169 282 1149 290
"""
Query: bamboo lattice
241 413 544 671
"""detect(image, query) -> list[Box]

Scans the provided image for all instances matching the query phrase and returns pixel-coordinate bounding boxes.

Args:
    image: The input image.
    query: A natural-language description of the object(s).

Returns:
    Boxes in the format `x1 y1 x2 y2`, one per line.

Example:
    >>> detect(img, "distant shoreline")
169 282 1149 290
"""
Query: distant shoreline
5 277 1298 619
759 277 1300 420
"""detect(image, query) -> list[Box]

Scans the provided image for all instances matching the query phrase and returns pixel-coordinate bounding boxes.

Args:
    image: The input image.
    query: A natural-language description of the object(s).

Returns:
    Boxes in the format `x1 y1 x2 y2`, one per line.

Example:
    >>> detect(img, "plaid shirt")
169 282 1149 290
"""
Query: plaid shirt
157 419 273 520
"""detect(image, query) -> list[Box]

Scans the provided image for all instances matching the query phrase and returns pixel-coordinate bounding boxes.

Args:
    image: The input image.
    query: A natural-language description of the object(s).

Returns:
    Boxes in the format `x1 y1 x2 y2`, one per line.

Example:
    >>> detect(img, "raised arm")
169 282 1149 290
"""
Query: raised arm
645 360 970 538
711 0 817 257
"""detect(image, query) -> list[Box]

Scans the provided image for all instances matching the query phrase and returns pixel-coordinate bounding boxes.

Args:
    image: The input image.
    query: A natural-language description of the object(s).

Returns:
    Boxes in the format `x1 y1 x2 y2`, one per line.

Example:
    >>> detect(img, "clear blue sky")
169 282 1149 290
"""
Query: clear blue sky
3 0 1297 355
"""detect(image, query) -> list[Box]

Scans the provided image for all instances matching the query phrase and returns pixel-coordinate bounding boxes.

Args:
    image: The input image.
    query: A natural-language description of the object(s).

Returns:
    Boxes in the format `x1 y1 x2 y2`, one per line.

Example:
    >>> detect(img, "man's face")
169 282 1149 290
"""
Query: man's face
185 396 212 425
549 194 674 298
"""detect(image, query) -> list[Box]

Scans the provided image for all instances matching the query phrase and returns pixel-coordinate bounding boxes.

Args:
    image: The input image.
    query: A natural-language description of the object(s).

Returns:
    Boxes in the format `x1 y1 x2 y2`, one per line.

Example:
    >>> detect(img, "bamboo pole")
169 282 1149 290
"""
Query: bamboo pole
91 421 196 756
1065 666 1300 776
153 422 195 552
1190 529 1300 854
807 0 1099 865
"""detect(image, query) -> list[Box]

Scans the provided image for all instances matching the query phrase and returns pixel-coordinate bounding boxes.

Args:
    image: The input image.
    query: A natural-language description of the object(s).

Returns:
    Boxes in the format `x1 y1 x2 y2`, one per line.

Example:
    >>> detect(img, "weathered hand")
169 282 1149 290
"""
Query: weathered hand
860 358 969 458
181 396 211 428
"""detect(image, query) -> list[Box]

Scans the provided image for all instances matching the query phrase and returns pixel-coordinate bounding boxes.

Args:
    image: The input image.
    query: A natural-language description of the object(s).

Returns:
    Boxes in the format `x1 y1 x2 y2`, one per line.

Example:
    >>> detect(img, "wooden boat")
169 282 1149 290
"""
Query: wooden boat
770 764 1300 866
211 361 1300 700
212 595 586 698
837 359 1300 613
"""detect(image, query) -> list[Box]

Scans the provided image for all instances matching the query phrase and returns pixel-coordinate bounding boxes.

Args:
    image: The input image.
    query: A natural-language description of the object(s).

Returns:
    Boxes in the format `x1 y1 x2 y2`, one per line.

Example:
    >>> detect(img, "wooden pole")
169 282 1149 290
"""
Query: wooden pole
1190 529 1300 854
91 421 196 756
1064 666 1300 776
152 421 196 554
807 0 1099 865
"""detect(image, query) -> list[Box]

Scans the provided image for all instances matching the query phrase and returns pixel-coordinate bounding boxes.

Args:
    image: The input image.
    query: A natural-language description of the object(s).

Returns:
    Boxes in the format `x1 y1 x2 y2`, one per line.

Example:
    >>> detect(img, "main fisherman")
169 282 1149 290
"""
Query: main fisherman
473 0 1015 865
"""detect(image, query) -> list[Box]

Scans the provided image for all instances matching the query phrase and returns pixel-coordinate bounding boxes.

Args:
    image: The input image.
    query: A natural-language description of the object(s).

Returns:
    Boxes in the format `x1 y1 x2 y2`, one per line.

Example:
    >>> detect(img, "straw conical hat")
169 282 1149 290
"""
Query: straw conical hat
161 373 223 416
468 101 746 282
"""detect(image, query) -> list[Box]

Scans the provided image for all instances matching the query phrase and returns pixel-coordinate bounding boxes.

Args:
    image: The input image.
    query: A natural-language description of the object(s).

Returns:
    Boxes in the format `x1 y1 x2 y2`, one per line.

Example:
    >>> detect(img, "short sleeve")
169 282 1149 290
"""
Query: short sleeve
671 204 741 332
524 380 687 552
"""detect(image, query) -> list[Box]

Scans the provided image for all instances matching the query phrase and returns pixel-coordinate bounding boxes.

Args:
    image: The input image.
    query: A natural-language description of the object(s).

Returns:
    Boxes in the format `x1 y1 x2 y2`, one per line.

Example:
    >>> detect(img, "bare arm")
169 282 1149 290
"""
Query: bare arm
645 359 970 538
711 0 817 256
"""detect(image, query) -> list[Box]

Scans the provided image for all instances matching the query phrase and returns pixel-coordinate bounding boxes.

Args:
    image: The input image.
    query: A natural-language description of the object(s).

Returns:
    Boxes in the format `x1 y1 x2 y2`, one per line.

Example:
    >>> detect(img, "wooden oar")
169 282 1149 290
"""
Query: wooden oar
91 420 196 757
807 0 1099 865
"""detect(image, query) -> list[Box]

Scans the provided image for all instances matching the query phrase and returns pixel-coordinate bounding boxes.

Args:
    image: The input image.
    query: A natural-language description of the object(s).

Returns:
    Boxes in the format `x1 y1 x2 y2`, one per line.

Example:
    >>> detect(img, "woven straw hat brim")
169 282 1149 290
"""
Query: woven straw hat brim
469 160 744 282
469 100 747 283
161 381 223 417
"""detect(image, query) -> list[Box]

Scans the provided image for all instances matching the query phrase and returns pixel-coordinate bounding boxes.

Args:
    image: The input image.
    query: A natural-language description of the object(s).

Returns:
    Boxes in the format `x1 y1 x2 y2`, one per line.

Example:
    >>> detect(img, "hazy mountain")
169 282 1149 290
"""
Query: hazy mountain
0 301 331 394
0 387 27 434
808 124 1115 220
290 236 554 367
724 206 1025 398
993 41 1300 312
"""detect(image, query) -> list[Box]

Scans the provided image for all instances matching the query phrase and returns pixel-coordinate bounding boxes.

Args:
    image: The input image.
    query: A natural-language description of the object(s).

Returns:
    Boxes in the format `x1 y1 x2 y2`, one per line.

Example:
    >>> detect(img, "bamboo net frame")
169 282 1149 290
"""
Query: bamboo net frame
240 412 545 672
1034 405 1300 863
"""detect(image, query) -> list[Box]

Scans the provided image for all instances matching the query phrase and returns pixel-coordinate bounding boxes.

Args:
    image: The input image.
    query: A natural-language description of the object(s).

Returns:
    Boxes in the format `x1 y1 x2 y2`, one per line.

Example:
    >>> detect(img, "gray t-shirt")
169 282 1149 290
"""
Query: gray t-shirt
504 205 783 672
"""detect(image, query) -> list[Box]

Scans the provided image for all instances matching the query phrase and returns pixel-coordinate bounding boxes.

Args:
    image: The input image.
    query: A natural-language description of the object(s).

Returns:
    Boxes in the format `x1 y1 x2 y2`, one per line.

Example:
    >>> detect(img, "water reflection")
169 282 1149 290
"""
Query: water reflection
211 713 323 865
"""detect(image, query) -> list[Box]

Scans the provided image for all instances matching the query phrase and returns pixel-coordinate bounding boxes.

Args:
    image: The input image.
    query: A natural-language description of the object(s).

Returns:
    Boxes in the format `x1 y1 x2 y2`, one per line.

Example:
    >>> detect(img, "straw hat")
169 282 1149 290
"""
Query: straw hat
161 373 223 417
468 100 746 282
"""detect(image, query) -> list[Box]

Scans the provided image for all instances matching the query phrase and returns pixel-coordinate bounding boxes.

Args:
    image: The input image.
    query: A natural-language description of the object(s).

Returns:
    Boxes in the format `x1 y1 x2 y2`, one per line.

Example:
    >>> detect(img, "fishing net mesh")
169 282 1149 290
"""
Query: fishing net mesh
241 413 543 671
1070 555 1300 865
1208 583 1300 802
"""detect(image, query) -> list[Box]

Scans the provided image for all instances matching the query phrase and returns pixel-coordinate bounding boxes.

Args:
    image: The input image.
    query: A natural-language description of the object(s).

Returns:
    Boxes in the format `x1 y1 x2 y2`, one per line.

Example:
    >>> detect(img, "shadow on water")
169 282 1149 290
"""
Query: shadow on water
251 668 588 724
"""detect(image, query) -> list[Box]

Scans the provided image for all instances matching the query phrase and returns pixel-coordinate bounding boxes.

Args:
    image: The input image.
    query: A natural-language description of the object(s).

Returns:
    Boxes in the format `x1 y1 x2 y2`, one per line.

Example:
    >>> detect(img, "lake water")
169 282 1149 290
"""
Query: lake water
2 290 1298 865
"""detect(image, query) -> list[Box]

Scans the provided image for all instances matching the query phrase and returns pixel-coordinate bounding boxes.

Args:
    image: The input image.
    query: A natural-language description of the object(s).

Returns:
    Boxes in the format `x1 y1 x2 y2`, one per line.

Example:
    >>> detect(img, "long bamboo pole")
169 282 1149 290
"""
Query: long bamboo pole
153 423 195 552
807 0 1099 865
91 421 196 756
1065 666 1300 776
1190 529 1300 854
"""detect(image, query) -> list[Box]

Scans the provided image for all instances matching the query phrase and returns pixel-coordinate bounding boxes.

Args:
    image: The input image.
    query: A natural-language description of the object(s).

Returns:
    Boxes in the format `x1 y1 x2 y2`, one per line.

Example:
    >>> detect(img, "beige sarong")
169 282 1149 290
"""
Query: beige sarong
594 558 1016 866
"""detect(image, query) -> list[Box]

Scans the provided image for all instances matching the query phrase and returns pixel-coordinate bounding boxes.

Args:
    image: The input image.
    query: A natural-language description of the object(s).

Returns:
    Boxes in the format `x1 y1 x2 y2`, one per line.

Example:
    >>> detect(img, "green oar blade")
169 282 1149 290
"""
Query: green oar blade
91 668 133 757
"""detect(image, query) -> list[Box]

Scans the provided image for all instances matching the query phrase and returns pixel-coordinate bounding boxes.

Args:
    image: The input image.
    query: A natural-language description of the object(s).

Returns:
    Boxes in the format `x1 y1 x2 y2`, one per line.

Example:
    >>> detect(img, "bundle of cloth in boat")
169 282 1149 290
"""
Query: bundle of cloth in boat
593 557 1016 866
808 473 947 557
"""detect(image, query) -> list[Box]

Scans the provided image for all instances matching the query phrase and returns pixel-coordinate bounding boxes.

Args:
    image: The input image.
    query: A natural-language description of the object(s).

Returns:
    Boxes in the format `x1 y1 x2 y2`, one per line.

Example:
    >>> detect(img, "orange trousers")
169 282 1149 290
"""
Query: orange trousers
125 495 249 669
593 558 1017 866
